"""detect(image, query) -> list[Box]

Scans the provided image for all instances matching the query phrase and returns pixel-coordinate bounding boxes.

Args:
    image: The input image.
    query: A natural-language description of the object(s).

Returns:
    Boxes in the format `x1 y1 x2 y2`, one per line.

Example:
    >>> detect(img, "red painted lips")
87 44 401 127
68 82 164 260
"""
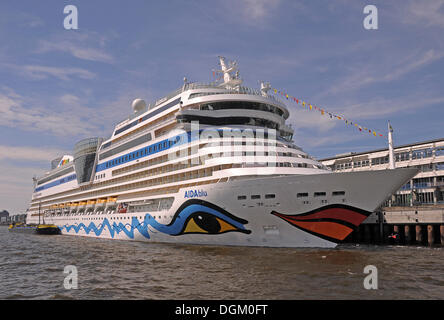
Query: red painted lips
271 204 370 242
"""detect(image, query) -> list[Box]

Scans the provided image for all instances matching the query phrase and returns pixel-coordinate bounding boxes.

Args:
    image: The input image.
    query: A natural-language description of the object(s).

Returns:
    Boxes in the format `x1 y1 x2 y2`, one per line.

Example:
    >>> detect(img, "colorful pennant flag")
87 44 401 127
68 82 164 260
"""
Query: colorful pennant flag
271 87 385 138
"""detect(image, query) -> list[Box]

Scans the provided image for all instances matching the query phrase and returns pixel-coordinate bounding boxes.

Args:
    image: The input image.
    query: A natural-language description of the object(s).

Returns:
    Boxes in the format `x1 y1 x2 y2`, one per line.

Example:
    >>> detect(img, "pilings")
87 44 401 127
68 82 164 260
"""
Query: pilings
441 225 444 246
427 225 434 247
404 225 412 244
346 223 443 246
393 225 401 244
416 225 423 244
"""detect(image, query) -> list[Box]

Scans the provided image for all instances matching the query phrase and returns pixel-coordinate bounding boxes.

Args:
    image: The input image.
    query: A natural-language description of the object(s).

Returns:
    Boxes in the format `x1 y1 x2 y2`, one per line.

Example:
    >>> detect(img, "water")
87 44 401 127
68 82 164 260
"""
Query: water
0 225 442 300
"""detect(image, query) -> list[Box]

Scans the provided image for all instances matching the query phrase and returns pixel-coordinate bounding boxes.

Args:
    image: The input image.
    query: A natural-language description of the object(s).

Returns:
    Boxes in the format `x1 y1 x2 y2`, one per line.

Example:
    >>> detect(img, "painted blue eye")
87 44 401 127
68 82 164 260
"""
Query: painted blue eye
167 199 251 236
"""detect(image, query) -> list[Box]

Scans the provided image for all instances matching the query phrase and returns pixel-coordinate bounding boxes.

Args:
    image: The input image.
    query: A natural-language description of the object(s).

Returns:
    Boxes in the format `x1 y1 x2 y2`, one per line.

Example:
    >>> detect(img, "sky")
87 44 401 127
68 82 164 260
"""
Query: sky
1 0 443 214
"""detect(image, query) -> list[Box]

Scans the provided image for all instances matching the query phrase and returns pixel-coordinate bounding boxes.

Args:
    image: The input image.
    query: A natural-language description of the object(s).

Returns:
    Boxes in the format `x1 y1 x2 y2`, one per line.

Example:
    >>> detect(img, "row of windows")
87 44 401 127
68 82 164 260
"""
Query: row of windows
236 191 345 200
98 129 311 174
394 148 439 161
336 160 370 169
102 136 180 171
353 160 370 168
99 133 152 161
177 114 280 130
196 101 285 117
372 156 389 165
50 213 173 221
237 194 276 200
400 175 444 190
335 162 352 170
109 139 308 179
333 147 444 170
37 166 75 186
95 173 106 180
395 152 410 162
114 98 181 136
412 148 434 159
297 191 345 198
35 174 77 192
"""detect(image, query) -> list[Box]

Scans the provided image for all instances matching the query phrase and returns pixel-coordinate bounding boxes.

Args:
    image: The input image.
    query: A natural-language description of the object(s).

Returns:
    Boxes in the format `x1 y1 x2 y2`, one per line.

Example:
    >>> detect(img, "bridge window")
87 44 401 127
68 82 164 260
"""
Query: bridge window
314 192 326 197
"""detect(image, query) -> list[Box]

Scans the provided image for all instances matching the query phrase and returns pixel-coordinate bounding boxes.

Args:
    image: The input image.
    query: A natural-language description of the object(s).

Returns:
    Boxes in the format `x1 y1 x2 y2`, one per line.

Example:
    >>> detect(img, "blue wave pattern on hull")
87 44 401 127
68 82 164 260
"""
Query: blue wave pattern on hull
59 202 249 239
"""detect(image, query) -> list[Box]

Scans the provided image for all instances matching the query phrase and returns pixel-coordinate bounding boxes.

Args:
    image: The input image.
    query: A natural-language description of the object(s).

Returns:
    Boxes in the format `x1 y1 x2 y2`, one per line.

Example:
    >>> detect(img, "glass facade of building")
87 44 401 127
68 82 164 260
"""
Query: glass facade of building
74 137 103 184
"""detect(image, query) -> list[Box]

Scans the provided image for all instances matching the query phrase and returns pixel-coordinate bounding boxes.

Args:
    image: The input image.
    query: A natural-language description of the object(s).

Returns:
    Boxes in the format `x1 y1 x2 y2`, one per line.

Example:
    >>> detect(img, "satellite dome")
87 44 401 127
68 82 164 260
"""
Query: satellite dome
132 99 146 113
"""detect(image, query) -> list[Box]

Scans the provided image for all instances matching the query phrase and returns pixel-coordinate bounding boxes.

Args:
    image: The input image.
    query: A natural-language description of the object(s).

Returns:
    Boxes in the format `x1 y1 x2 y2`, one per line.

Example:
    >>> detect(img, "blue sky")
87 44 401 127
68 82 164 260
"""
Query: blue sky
1 0 443 213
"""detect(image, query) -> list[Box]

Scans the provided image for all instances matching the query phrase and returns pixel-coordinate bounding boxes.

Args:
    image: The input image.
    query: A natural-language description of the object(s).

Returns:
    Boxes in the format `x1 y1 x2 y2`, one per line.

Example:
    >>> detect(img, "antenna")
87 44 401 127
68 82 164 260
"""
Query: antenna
388 121 395 170
260 81 271 97
217 56 242 89
182 77 188 91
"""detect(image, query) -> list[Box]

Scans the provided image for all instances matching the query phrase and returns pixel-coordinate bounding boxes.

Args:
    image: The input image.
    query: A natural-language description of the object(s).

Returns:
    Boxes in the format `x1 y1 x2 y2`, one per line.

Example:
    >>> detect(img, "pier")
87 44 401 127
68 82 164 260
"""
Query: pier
320 137 444 247
345 205 444 246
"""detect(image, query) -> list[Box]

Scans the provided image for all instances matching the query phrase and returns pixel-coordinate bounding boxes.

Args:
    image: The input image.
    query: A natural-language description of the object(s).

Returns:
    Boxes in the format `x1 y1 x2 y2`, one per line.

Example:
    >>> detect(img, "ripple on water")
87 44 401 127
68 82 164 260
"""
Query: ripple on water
0 226 443 299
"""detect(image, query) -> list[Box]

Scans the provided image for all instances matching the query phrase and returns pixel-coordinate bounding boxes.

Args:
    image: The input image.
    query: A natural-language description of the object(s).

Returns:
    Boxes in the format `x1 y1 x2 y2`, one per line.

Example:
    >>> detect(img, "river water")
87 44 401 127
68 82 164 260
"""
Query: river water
0 225 442 300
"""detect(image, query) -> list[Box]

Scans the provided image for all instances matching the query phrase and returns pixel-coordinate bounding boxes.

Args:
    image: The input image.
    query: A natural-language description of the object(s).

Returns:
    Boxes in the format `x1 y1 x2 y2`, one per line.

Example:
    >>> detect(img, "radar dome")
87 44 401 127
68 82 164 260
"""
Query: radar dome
132 99 146 113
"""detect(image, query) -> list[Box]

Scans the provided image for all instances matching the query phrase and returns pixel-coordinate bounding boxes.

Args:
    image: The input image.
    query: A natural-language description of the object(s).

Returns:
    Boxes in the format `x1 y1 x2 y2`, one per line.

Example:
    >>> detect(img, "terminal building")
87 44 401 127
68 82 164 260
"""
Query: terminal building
319 137 444 245
320 138 444 206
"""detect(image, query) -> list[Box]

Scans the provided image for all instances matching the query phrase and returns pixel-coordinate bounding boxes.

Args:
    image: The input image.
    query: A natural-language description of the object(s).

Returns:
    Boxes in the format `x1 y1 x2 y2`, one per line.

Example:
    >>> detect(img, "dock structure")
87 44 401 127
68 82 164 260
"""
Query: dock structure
320 138 444 246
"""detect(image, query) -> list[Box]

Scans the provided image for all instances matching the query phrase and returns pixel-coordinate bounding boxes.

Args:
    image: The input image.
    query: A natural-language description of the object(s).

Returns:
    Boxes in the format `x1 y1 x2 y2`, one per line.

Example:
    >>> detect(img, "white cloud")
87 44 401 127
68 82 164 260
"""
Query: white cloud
381 49 444 82
0 89 99 136
36 39 114 63
403 0 444 28
0 145 69 162
0 85 154 139
0 10 44 29
338 95 444 120
0 162 45 213
224 0 281 25
5 64 96 81
323 49 444 95
287 106 338 133
242 0 280 19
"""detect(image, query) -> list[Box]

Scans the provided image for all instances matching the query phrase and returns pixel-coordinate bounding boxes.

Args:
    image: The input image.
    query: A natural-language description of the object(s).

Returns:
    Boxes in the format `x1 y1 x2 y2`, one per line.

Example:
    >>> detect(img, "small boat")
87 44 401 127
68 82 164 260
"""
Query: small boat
9 223 60 235
8 223 37 234
35 224 61 235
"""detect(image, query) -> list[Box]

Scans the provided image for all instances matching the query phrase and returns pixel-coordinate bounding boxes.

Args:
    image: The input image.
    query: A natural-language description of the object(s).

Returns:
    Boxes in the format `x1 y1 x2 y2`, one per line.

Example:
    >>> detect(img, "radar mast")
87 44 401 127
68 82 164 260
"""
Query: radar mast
217 56 242 90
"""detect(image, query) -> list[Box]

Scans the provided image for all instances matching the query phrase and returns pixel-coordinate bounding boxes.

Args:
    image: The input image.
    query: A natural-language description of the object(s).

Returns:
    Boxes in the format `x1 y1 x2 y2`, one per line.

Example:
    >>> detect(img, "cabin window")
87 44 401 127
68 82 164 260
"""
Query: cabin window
297 193 308 198
251 195 261 199
237 195 247 200
332 191 346 196
314 192 326 197
265 194 275 199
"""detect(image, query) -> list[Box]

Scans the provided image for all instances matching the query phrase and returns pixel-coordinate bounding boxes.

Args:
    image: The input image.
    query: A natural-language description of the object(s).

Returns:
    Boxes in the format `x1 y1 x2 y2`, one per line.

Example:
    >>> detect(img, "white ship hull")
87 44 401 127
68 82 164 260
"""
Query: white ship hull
35 168 417 248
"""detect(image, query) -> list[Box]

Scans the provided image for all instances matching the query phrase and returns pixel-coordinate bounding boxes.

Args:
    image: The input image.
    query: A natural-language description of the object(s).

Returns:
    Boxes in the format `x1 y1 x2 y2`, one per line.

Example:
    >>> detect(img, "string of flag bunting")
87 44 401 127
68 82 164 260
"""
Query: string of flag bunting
271 88 385 138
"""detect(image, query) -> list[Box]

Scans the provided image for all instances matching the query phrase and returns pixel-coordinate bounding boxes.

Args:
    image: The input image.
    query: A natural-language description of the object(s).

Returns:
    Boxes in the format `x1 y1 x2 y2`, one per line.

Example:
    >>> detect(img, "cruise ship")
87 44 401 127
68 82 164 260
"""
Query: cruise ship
26 57 417 248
